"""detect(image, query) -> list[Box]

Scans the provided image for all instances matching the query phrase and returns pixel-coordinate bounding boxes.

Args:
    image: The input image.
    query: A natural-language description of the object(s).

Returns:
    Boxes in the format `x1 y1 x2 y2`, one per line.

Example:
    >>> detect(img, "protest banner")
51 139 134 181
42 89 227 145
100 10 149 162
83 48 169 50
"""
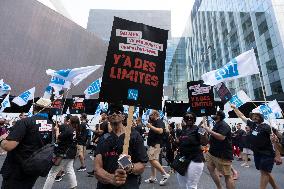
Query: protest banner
99 17 168 109
214 82 232 104
71 95 85 114
187 80 216 116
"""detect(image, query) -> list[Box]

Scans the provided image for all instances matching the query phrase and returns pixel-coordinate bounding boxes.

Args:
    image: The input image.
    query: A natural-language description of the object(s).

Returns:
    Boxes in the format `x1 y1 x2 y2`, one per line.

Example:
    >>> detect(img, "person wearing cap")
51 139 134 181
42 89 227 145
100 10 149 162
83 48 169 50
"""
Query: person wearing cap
202 110 235 189
231 104 280 189
0 98 54 189
94 104 148 189
144 110 170 186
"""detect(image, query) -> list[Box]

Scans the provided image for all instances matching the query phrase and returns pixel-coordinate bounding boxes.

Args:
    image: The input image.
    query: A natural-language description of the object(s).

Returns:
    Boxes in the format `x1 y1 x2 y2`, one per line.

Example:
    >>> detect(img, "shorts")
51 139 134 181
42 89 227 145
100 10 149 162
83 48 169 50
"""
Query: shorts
242 148 253 155
76 145 86 157
254 154 274 173
205 153 232 176
147 144 161 161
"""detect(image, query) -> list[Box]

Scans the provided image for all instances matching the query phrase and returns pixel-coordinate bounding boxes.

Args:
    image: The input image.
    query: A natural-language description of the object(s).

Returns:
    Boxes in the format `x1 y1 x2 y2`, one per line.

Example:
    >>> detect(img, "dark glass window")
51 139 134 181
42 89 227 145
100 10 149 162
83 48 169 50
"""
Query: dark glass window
254 87 264 100
266 58 278 74
266 38 273 51
271 81 283 95
258 20 268 36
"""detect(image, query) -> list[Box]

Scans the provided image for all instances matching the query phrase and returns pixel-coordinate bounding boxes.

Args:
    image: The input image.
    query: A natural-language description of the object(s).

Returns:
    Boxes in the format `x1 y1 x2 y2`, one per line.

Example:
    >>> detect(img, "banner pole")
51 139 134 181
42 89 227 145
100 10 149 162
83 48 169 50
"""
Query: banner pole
122 106 134 155
257 72 273 132
61 88 70 115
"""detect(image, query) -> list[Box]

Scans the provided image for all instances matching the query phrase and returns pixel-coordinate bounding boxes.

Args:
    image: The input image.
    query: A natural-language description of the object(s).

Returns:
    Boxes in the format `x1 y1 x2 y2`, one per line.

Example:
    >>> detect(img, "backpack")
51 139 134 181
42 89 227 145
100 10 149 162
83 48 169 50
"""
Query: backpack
21 143 54 177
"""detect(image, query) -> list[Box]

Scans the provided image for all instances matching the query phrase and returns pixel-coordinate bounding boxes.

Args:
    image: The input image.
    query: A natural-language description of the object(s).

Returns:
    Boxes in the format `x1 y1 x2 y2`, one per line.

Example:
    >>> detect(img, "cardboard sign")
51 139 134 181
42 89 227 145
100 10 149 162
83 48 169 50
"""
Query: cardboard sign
99 17 168 109
187 81 216 116
214 82 232 104
51 99 63 115
71 95 85 114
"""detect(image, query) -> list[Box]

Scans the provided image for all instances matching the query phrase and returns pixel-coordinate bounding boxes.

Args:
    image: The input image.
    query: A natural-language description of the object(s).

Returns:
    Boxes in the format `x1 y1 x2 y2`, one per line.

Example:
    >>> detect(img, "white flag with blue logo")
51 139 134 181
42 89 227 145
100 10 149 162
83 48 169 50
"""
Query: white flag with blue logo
84 78 101 99
102 102 108 112
27 105 33 117
46 65 102 86
49 76 71 90
202 50 259 86
133 107 139 119
0 79 11 96
224 90 252 112
252 100 283 120
142 109 152 124
123 105 129 114
12 87 35 106
0 94 11 112
43 86 53 99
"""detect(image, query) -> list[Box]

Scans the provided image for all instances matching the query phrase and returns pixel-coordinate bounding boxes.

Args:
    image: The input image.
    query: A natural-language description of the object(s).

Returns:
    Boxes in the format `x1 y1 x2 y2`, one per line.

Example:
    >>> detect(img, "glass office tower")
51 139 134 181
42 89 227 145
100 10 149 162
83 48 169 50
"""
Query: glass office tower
190 0 284 100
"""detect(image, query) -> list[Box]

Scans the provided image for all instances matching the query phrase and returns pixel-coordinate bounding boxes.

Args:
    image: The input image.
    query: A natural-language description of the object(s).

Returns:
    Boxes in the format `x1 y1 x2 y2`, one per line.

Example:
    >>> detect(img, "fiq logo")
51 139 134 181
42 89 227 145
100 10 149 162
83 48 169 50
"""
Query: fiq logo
215 59 239 80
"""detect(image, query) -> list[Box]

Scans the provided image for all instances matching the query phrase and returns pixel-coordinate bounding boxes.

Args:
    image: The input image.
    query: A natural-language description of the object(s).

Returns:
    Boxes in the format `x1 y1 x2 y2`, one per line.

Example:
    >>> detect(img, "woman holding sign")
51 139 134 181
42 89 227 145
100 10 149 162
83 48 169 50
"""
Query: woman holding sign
173 112 208 189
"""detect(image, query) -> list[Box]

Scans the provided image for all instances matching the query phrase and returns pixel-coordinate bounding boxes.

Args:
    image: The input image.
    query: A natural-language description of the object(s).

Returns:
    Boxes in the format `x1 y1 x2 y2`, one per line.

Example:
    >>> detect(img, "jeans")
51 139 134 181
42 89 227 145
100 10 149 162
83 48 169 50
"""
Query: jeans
43 159 77 189
177 161 204 189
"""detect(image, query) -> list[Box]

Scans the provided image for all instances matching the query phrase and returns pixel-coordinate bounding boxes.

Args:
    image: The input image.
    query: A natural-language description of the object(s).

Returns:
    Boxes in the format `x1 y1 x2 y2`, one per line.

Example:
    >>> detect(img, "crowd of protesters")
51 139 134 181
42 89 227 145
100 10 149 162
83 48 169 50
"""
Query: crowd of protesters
0 100 284 189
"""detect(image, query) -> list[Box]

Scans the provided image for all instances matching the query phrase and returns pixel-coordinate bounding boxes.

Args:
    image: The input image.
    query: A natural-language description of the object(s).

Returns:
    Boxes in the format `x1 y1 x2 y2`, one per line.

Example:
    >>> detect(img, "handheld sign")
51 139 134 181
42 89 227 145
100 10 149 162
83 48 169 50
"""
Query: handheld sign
99 17 168 110
214 82 232 104
187 80 216 116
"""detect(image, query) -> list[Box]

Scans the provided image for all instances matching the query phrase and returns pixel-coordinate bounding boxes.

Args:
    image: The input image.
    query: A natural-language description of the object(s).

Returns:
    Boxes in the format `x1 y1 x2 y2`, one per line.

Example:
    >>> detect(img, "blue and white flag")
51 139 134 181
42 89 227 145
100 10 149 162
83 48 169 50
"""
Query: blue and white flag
46 65 102 86
224 90 252 112
202 50 259 86
159 110 164 119
84 78 101 99
50 76 71 90
102 102 108 112
133 107 139 119
27 105 33 117
0 79 11 96
0 94 11 112
252 100 283 120
142 109 152 124
123 105 129 114
43 86 53 99
95 104 102 115
12 87 35 106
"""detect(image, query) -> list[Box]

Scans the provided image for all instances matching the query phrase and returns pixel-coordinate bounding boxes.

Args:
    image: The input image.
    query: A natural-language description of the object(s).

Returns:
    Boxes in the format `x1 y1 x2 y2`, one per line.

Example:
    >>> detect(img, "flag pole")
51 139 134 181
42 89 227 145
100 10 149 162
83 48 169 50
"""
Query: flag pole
61 88 70 114
257 72 273 132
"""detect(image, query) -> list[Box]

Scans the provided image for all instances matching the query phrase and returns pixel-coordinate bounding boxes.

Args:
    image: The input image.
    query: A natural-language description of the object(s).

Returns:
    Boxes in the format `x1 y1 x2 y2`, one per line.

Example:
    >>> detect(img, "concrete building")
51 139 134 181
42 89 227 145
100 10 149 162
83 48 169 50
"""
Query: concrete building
190 0 284 100
0 0 107 97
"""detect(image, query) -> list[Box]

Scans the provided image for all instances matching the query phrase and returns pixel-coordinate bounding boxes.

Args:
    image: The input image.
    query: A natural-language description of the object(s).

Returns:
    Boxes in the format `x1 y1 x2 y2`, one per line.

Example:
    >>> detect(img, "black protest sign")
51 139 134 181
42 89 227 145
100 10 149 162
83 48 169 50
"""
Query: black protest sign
187 81 216 116
214 82 232 104
51 99 63 115
71 95 85 114
99 17 168 110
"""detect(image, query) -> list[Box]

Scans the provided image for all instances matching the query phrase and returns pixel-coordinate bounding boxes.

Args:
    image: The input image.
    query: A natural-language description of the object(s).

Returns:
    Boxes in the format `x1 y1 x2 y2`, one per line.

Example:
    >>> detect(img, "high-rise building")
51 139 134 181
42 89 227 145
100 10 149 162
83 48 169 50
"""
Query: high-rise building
86 10 173 90
190 0 284 100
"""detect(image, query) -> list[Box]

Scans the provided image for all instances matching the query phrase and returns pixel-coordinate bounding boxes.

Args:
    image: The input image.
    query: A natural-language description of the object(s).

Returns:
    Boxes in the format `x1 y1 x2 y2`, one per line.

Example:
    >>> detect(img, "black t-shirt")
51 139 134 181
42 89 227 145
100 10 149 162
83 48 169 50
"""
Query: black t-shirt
135 124 145 137
209 120 233 160
99 121 109 135
77 122 88 145
234 129 245 145
178 125 205 163
246 120 275 156
96 129 148 189
147 119 165 147
0 114 53 177
55 124 77 159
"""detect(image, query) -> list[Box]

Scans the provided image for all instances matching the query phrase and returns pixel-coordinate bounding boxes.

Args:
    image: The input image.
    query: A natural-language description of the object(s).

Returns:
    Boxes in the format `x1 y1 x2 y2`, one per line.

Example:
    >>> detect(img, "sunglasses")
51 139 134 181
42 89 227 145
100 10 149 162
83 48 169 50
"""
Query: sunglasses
108 110 122 115
183 115 194 121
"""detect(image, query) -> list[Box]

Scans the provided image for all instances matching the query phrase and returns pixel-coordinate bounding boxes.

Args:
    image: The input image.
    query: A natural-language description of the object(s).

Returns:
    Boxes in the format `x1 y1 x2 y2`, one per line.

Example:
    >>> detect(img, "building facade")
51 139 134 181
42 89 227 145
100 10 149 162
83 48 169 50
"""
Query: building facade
190 0 284 100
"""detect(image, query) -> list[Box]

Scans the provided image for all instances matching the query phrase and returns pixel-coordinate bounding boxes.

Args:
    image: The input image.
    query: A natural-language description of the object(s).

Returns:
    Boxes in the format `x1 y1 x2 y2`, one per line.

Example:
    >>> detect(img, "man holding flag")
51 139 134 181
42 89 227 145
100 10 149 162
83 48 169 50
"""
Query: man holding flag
231 104 280 189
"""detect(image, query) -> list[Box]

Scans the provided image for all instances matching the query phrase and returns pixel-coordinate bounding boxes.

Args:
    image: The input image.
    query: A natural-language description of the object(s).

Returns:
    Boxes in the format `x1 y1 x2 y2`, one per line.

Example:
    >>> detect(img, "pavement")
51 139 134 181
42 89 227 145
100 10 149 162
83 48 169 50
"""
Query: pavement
0 152 283 189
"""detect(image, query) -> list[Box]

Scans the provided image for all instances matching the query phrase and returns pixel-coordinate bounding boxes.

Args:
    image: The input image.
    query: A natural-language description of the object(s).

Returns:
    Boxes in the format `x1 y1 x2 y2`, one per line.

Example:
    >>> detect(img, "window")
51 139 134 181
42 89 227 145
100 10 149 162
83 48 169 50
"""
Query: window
266 38 273 51
271 81 283 95
254 87 264 100
266 58 278 74
258 20 268 36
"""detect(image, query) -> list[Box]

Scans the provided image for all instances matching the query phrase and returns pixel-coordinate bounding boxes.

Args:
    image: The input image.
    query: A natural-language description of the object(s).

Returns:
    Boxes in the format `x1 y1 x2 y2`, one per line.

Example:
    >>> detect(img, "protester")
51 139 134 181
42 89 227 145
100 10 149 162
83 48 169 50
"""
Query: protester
232 123 245 160
94 104 148 189
165 122 176 167
175 113 208 189
240 126 253 168
144 110 170 186
0 118 8 155
203 110 235 189
54 115 71 182
232 104 280 189
19 112 27 120
87 112 109 177
43 116 78 189
76 113 88 172
134 117 146 138
0 98 53 189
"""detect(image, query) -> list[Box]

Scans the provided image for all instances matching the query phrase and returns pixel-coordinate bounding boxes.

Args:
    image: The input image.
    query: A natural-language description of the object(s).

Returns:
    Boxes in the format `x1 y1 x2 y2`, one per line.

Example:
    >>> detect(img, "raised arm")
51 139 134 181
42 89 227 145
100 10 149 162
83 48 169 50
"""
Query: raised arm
231 104 248 123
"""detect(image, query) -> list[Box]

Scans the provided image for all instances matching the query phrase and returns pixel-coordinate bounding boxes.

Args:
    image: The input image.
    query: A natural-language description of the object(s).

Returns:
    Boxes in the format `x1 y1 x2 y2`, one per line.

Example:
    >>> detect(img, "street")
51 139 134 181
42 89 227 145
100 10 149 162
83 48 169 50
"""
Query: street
0 152 283 189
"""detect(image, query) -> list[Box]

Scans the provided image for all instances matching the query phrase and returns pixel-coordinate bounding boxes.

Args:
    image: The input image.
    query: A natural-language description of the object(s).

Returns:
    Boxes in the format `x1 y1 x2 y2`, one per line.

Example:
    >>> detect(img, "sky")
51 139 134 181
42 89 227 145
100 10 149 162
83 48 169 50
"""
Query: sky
37 0 194 37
